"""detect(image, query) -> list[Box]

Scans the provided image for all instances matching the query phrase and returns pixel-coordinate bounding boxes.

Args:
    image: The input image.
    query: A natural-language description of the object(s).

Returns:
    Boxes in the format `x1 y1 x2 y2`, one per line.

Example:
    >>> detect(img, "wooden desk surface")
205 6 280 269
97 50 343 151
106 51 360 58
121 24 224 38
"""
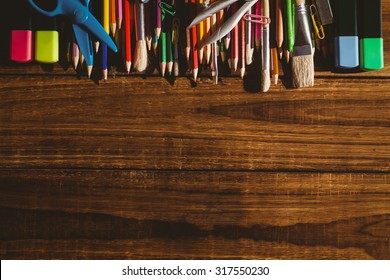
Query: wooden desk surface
1 4 390 260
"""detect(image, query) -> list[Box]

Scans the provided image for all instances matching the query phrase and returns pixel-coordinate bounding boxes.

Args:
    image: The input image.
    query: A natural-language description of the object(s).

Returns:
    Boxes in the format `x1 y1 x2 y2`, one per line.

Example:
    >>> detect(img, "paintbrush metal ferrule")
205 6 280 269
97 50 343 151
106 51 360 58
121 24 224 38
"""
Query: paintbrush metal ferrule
291 0 314 88
293 3 313 56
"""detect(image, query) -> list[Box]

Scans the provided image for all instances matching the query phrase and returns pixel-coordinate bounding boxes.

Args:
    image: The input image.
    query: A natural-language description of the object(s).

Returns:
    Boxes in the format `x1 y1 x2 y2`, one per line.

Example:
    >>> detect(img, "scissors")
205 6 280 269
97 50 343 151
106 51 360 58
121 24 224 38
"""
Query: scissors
28 0 118 69
187 0 258 48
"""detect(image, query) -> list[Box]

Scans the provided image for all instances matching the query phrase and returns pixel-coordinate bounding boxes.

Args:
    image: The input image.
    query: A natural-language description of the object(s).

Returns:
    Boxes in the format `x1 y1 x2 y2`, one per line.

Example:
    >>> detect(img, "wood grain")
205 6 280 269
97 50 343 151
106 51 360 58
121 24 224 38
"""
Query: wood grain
0 170 389 259
0 1 390 260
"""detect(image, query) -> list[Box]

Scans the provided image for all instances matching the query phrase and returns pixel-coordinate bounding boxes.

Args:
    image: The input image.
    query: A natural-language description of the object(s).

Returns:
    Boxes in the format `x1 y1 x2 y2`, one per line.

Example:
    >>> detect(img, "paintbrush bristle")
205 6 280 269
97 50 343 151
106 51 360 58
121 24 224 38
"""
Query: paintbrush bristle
133 40 148 72
261 70 271 93
292 55 314 88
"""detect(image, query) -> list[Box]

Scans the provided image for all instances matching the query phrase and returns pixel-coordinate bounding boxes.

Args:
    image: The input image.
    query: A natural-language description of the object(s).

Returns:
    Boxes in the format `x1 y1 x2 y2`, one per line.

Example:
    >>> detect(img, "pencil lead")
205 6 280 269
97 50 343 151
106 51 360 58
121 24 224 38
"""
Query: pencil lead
126 61 132 74
87 65 93 78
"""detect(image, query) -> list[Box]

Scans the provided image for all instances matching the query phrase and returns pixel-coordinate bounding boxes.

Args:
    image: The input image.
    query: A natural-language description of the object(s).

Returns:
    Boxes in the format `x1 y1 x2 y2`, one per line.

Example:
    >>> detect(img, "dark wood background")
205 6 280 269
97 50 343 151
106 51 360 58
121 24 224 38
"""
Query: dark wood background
1 2 389 260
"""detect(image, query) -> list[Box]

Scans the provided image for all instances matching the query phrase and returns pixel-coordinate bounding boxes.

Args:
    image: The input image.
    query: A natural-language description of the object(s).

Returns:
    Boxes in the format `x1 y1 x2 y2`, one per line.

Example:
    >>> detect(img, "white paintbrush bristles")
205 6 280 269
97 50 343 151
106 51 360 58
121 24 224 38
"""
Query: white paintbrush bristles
133 40 148 72
261 70 271 93
292 55 314 88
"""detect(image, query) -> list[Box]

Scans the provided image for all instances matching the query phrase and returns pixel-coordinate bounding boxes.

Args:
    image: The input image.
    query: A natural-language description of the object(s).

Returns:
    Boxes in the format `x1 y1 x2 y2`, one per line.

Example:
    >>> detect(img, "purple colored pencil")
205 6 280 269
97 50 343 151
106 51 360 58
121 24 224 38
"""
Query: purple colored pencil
117 0 123 29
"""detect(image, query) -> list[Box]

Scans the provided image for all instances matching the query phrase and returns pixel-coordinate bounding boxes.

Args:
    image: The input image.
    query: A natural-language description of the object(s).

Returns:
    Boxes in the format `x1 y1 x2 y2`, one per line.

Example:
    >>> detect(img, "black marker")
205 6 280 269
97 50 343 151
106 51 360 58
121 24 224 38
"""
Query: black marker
359 0 384 70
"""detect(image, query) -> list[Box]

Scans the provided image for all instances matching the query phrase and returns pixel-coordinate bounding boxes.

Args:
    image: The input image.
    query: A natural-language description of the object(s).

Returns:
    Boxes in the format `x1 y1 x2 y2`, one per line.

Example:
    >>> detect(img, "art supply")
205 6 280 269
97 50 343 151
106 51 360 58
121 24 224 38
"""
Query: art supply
211 42 218 84
172 17 180 76
145 1 153 51
245 7 253 65
315 0 333 26
254 1 261 51
154 0 162 54
110 0 117 36
359 0 384 71
291 0 314 88
284 0 294 62
10 4 33 63
72 37 80 69
261 0 270 92
102 42 108 80
190 0 198 80
103 0 110 80
272 47 279 85
124 0 132 73
231 3 238 72
240 17 245 79
276 0 283 58
133 0 148 72
166 30 173 76
187 0 257 48
334 0 358 69
160 4 167 77
198 0 205 65
28 0 117 76
34 15 59 63
117 0 123 30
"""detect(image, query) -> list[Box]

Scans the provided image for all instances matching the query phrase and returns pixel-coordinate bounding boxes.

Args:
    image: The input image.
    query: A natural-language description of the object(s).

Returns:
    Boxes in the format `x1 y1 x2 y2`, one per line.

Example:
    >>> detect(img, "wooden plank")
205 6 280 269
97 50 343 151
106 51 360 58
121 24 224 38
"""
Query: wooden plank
1 77 390 171
0 170 389 259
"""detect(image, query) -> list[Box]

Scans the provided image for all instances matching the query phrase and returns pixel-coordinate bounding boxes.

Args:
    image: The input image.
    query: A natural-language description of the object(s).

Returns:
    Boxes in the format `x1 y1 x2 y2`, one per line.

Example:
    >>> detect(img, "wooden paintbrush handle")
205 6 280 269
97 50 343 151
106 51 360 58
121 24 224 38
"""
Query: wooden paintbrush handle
295 0 305 4
263 0 269 19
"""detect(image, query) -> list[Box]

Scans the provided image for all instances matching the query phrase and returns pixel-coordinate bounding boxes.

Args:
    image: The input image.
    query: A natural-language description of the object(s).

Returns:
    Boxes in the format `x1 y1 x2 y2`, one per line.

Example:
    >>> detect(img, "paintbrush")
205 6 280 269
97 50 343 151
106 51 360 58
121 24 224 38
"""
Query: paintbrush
261 0 270 92
133 0 149 72
291 0 314 88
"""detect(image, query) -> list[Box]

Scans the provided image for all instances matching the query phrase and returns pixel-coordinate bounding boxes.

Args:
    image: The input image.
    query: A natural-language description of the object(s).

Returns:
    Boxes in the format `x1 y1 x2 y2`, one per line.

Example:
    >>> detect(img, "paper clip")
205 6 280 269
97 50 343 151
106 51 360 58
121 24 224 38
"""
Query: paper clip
310 4 325 39
243 14 271 25
159 1 176 16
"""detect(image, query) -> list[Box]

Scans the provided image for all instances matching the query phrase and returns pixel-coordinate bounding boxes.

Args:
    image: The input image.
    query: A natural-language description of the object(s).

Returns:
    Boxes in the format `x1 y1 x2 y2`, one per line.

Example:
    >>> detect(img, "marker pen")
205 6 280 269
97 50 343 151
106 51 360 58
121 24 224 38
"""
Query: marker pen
34 12 59 63
334 0 359 69
10 4 33 62
359 0 384 71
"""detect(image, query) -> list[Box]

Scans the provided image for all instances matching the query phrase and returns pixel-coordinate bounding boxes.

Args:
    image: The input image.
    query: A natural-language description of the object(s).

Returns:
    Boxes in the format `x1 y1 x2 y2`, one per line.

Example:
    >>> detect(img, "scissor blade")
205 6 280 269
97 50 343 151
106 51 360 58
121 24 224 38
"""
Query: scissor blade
81 14 118 52
188 0 238 28
73 24 93 66
201 0 257 47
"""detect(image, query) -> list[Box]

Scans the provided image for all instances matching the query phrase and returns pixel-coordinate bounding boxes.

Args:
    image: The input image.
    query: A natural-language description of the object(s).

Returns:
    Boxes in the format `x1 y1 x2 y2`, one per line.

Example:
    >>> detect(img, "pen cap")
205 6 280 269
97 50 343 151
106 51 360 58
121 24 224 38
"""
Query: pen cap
10 4 33 62
11 30 33 62
334 0 359 68
35 30 59 63
33 15 59 63
359 0 383 70
334 0 357 36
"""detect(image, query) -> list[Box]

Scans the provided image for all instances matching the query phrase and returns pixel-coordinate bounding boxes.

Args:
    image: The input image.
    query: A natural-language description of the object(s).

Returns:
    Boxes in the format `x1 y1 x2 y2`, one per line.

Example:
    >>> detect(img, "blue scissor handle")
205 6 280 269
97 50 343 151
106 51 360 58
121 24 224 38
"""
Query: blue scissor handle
27 0 89 25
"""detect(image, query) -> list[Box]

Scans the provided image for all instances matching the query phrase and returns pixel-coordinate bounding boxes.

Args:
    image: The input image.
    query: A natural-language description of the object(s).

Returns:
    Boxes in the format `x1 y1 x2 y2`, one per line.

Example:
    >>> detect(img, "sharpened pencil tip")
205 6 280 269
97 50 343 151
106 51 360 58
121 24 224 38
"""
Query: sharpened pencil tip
87 66 93 78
